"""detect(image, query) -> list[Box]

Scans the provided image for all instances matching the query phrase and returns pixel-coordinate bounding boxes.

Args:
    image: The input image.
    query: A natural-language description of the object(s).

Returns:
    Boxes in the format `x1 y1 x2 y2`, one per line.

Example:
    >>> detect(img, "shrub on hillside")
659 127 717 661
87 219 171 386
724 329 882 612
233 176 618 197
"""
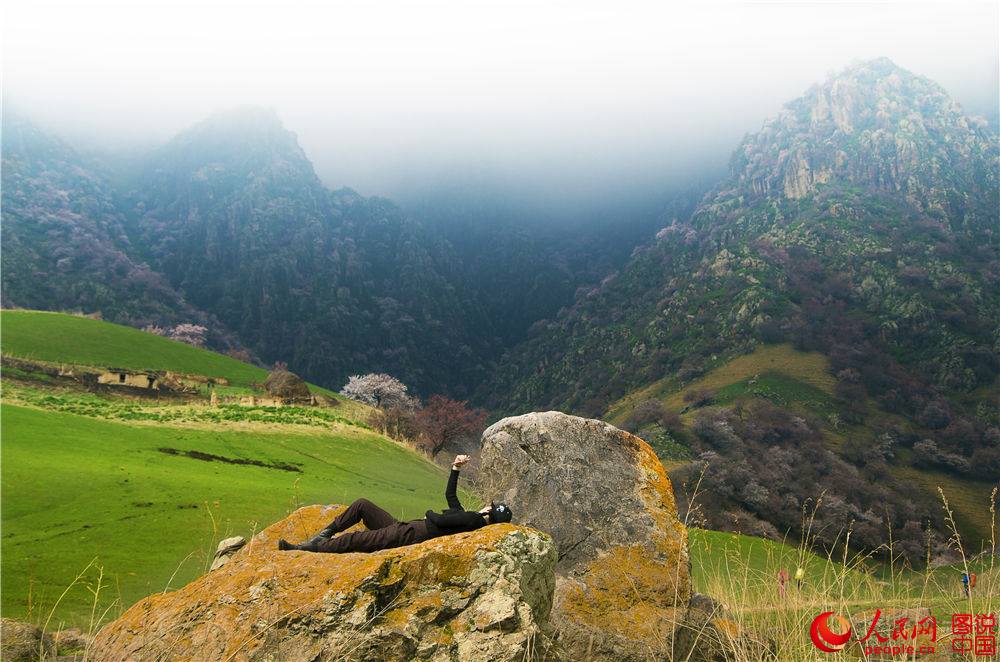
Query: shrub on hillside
170 323 207 347
912 439 971 474
415 395 487 458
683 388 716 408
622 399 669 433
226 348 254 363
687 401 940 563
368 406 420 442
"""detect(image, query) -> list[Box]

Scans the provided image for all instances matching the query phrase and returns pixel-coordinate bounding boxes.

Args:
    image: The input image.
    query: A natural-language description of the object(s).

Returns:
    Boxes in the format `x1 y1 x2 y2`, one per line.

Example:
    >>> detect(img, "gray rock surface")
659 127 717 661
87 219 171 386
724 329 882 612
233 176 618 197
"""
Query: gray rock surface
479 411 691 661
209 534 247 570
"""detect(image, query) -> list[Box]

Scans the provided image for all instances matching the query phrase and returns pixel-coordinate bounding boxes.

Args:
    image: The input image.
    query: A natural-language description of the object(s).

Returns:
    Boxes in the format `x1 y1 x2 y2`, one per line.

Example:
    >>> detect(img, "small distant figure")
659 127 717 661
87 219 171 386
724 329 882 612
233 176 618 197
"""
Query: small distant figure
794 566 805 590
777 568 789 598
962 572 977 597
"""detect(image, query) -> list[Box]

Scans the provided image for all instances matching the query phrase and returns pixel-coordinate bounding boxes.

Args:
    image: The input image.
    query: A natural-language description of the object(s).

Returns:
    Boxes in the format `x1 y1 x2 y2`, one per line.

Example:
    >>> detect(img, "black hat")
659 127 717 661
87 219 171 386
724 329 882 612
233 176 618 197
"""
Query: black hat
489 501 513 523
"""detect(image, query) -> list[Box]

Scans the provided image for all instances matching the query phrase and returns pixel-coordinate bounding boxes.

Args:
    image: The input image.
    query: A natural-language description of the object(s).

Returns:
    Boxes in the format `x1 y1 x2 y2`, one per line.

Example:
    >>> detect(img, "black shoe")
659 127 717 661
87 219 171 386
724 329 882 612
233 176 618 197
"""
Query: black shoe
278 538 319 552
303 525 337 547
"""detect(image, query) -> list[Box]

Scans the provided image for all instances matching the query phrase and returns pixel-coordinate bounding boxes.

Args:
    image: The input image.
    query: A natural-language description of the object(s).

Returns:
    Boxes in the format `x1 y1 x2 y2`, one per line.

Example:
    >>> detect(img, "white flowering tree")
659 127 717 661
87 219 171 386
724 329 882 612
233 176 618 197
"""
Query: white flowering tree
340 373 417 410
170 323 208 347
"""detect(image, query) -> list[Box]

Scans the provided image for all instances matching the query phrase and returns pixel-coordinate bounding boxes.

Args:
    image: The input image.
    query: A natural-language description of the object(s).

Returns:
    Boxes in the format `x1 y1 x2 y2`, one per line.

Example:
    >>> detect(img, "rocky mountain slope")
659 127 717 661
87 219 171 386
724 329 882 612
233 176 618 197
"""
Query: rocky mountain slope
483 59 999 556
488 57 997 431
119 107 499 396
0 112 219 333
2 109 503 395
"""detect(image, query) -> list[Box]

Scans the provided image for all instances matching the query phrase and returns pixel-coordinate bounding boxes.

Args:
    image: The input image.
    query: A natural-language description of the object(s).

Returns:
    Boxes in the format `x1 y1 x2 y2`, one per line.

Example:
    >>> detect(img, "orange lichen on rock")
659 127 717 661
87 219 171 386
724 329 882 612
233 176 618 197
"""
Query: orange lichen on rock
559 544 686 641
554 435 691 658
480 411 692 662
90 506 556 662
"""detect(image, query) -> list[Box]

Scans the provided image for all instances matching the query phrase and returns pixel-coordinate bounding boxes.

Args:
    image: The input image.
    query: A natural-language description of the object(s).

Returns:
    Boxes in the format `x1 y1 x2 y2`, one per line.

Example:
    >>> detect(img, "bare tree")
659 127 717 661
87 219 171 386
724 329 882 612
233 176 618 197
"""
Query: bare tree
415 395 487 458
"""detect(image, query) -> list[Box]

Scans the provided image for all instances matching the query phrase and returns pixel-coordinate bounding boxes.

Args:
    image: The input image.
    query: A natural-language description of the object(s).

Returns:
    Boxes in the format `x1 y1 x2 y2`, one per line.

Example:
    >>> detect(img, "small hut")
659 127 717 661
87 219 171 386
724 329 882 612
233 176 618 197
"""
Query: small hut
98 368 159 390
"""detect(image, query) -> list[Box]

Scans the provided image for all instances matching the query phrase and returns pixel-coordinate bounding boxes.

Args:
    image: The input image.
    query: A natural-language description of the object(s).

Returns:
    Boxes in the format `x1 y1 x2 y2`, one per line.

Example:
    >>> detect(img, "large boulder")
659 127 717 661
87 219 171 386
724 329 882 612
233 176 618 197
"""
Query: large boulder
90 505 556 661
479 411 691 661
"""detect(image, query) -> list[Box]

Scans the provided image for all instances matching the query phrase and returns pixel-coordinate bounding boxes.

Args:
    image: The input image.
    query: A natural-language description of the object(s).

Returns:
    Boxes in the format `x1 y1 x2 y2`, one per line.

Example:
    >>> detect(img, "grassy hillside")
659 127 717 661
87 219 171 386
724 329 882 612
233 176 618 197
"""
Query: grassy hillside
2 310 268 386
0 311 464 629
689 528 861 595
1 404 458 628
689 527 997 660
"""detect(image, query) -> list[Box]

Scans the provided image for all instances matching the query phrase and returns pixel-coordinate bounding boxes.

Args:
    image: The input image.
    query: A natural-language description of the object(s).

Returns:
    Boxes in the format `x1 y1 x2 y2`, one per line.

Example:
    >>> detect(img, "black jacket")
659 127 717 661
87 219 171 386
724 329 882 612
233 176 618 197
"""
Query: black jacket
423 469 487 536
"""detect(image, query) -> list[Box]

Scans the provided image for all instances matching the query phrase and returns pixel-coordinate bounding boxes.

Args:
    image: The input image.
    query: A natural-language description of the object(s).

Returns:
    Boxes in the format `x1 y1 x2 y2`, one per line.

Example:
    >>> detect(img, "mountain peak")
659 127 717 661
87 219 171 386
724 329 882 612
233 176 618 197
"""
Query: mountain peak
142 106 320 197
198 106 286 133
841 55 904 77
169 105 297 152
729 58 997 207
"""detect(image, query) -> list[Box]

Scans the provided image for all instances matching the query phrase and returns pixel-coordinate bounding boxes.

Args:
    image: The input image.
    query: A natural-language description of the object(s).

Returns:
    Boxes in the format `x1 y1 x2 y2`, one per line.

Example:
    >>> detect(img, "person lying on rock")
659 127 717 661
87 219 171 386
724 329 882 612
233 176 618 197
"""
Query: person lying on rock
277 454 513 553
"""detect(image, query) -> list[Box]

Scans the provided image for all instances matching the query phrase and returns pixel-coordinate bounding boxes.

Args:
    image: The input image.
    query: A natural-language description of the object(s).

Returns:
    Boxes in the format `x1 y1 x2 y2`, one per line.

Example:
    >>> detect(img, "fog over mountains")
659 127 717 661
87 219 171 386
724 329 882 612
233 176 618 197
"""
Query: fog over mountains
4 38 999 565
3 102 699 397
6 2 997 206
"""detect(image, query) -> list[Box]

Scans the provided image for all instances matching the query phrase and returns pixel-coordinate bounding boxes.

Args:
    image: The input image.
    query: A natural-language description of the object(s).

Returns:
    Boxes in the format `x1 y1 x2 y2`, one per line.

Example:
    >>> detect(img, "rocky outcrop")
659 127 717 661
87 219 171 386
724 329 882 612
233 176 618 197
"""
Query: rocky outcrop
0 618 55 661
90 506 556 662
479 411 690 661
730 57 998 211
210 535 247 570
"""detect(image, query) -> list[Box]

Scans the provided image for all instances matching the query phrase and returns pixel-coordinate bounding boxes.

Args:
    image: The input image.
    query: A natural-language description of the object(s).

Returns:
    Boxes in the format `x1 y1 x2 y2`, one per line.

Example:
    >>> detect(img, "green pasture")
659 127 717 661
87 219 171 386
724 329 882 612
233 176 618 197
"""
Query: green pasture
1 404 458 628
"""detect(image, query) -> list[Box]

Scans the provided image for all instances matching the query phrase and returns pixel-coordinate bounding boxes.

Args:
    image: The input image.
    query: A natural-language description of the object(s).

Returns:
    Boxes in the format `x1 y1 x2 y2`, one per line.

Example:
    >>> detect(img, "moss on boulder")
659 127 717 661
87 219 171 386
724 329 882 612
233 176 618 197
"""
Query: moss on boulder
90 505 556 661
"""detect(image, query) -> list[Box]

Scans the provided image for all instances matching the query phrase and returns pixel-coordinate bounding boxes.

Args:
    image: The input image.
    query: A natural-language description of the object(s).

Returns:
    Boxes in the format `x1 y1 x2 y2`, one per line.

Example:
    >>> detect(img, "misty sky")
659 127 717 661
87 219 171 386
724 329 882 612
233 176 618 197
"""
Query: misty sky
4 0 998 211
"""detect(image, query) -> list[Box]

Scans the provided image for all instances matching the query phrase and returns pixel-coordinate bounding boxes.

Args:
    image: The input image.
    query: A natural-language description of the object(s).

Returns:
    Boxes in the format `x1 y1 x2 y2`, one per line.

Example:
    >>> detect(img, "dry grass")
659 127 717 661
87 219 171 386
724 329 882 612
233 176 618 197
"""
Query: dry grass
685 488 998 661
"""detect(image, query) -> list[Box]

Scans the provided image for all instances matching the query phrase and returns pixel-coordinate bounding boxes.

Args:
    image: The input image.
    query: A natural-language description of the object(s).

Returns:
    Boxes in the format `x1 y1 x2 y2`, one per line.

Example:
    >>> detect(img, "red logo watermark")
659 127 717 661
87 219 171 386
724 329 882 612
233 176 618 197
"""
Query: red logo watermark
809 610 997 656
810 611 852 653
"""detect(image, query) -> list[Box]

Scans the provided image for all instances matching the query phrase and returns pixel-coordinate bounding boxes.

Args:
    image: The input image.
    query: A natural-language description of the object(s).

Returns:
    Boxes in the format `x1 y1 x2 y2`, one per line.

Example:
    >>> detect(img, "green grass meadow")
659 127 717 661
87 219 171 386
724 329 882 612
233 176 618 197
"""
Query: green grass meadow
1 403 455 628
1 310 267 386
688 527 997 660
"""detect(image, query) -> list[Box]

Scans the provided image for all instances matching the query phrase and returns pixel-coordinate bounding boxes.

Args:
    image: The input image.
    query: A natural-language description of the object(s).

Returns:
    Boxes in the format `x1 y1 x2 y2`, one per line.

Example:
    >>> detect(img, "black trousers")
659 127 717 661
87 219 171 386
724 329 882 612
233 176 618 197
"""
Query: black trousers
314 498 430 553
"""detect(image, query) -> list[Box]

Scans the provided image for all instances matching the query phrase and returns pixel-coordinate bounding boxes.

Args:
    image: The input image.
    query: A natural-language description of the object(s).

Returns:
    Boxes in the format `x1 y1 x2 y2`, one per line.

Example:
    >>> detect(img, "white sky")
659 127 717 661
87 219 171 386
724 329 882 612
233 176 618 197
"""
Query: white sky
3 0 998 202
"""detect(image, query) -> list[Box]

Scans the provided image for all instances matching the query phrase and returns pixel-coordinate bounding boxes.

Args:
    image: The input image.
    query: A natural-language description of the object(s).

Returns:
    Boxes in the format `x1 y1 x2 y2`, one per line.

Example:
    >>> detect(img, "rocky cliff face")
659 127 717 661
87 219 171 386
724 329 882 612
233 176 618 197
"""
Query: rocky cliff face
729 57 997 212
90 505 556 662
480 411 691 661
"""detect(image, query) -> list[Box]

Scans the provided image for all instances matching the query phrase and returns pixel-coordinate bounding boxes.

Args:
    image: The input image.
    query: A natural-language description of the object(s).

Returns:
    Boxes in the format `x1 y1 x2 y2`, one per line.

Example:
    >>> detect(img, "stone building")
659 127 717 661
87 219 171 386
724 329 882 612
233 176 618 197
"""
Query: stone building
97 368 159 390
